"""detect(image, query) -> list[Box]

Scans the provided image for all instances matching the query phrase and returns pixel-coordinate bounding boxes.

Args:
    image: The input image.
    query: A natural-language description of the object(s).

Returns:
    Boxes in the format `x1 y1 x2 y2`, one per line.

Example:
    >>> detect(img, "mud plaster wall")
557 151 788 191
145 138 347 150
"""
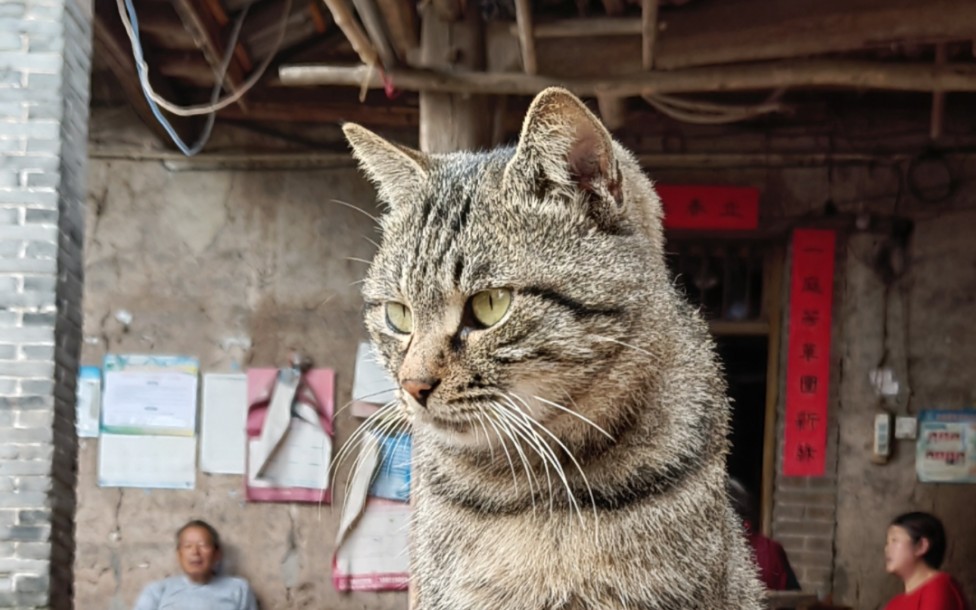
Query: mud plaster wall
652 158 976 610
73 158 403 610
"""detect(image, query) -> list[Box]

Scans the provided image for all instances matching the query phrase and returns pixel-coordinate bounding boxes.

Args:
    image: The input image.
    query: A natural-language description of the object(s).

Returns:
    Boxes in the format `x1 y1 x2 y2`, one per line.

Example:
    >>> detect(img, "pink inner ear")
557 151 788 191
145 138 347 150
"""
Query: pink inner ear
567 124 610 186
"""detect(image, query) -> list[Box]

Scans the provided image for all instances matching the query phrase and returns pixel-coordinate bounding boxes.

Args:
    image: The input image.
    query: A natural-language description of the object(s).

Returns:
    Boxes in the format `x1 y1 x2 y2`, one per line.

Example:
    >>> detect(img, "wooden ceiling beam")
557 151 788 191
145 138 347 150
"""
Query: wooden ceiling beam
506 0 976 71
170 0 251 93
279 59 976 96
218 100 418 127
513 0 537 74
374 0 418 63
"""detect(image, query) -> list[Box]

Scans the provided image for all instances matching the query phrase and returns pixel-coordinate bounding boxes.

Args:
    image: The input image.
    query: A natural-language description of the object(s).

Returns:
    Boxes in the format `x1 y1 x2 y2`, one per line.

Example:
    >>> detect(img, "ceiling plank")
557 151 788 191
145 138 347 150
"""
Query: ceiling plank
279 59 976 96
218 100 418 127
507 0 976 71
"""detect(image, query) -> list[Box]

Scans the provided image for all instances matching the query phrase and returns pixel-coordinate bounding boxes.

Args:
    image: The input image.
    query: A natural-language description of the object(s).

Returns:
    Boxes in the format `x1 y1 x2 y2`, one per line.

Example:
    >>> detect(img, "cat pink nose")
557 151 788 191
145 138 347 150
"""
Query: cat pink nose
401 378 440 408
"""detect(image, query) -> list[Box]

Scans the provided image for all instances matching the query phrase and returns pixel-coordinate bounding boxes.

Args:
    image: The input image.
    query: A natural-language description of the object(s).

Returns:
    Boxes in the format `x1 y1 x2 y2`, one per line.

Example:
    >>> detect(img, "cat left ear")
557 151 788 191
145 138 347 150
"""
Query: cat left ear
505 88 623 219
343 123 429 208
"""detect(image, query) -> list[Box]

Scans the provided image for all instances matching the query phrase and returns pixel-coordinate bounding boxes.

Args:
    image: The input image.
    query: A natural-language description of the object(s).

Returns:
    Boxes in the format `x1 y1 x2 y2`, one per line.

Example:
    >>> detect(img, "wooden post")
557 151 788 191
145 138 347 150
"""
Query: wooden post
418 3 493 153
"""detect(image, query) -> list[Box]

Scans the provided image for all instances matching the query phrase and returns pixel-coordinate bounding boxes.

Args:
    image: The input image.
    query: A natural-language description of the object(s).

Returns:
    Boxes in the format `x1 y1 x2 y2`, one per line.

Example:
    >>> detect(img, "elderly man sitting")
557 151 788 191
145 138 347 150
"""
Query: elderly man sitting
133 519 257 610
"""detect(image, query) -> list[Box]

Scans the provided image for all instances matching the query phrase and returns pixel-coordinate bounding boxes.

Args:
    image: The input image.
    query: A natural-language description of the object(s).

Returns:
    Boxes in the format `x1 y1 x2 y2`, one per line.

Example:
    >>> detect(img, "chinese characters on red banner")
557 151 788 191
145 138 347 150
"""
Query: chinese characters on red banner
657 184 760 230
783 229 836 476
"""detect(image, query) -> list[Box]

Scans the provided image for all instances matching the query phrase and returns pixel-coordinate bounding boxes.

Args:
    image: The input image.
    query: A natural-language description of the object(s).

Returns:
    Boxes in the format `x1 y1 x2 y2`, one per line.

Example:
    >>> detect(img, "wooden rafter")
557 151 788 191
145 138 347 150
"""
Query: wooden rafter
170 0 252 93
513 0 537 74
350 0 398 68
505 0 976 71
279 59 976 95
374 0 419 62
641 0 658 70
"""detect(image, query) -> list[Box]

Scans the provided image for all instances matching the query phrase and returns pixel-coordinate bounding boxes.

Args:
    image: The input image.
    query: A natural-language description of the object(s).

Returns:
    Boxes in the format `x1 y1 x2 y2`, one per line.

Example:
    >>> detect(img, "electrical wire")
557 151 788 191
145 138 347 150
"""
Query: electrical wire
642 90 788 125
117 0 293 118
116 1 248 156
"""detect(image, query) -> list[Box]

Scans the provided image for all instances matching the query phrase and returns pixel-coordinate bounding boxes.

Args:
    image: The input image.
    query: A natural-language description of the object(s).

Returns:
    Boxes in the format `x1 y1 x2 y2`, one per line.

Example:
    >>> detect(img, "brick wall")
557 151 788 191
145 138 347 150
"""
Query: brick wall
770 236 843 598
0 1 91 608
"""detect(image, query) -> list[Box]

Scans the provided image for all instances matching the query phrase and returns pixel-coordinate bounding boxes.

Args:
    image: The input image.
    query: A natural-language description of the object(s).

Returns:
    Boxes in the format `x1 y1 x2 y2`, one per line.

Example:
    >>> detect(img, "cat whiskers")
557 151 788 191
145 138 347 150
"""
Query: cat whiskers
491 398 556 515
487 402 540 513
531 394 614 441
328 198 381 226
480 408 521 495
333 400 407 513
332 387 400 419
592 334 664 365
507 392 599 530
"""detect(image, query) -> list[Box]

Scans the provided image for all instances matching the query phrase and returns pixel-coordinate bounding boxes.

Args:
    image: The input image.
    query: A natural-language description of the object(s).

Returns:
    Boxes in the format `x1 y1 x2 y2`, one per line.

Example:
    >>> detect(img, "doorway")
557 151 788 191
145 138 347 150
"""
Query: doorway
667 238 783 532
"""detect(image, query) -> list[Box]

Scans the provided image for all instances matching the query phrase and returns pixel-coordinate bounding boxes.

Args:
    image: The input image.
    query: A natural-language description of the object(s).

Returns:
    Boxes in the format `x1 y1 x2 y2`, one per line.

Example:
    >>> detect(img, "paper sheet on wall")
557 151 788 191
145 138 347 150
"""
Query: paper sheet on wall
98 433 196 489
351 342 397 418
200 373 248 474
76 366 102 438
333 499 411 592
247 412 332 490
101 355 199 436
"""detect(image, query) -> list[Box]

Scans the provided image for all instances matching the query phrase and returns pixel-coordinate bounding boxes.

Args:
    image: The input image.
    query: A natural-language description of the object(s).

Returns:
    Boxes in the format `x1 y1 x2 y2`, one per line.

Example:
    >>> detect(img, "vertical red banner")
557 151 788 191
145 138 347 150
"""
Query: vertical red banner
782 229 836 476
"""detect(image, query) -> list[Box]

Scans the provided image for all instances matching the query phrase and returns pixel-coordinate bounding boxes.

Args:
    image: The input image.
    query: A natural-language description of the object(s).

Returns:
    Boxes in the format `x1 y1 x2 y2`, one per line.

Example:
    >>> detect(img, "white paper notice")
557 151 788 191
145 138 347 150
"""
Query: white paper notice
102 370 198 434
247 416 332 490
333 499 411 591
98 433 196 489
200 373 248 474
76 366 102 438
351 342 397 418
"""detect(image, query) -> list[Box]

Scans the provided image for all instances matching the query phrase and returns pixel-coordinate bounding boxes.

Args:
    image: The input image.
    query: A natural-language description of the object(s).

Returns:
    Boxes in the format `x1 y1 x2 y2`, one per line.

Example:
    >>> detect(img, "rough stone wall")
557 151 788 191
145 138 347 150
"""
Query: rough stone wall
74 158 405 610
0 0 91 608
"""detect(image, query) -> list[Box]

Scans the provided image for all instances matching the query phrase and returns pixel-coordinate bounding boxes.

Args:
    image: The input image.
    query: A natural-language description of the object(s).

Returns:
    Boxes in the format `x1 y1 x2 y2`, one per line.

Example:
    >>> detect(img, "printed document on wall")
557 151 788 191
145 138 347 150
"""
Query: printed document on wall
200 373 248 474
98 433 196 489
101 355 199 435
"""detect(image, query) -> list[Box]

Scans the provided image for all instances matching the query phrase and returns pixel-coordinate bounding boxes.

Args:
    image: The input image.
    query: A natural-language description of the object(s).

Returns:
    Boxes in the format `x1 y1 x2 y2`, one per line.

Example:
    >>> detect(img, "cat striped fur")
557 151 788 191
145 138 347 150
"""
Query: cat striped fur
342 88 766 610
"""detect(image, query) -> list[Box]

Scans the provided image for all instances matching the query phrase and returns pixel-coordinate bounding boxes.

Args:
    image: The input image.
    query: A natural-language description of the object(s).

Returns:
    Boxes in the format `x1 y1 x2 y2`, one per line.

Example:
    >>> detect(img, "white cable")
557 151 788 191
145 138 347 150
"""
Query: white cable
116 0 293 117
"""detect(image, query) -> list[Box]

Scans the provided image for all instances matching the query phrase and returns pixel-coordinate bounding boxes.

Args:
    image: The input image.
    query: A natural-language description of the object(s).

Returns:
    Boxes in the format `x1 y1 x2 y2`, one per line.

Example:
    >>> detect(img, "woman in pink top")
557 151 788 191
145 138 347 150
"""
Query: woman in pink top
884 511 970 610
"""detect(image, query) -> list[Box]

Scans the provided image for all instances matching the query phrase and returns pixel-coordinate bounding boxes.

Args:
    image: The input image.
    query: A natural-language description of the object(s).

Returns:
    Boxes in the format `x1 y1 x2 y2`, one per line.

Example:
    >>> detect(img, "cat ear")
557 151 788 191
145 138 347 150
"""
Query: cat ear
343 123 429 208
506 87 623 215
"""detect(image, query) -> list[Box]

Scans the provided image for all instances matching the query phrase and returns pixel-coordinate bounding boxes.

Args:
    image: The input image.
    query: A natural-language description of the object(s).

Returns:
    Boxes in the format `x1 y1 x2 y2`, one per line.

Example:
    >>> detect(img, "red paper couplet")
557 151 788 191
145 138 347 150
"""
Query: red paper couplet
657 184 760 230
782 229 836 477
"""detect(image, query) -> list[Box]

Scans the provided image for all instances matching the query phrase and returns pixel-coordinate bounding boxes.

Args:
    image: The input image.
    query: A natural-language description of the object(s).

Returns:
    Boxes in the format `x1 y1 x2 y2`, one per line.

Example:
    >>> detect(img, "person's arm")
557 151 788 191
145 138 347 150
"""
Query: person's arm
132 581 163 610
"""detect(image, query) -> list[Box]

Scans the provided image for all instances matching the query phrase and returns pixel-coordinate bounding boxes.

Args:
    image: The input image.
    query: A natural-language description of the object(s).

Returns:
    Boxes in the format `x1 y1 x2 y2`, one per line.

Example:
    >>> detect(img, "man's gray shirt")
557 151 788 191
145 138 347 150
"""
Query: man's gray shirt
133 575 257 610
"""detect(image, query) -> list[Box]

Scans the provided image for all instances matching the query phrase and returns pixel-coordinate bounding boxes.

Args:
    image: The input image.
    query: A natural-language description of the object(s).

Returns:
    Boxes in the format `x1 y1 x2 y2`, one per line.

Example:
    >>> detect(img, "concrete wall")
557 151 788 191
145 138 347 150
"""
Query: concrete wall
73 158 404 610
0 0 91 608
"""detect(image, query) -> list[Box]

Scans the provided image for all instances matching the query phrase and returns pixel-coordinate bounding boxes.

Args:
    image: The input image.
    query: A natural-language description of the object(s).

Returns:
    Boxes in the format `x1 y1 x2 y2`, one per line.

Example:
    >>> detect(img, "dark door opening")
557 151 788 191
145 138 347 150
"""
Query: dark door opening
716 335 769 501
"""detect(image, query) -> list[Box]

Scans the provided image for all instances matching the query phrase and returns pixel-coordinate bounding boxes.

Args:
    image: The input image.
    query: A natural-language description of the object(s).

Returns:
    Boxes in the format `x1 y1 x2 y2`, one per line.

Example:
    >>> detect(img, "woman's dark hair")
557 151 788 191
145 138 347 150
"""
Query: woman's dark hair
890 511 947 569
728 478 760 528
176 519 221 550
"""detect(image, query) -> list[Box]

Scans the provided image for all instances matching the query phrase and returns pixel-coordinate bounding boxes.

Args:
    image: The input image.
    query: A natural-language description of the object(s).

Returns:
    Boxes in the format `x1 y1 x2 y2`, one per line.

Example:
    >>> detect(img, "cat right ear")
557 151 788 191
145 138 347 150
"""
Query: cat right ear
343 123 429 208
504 88 624 224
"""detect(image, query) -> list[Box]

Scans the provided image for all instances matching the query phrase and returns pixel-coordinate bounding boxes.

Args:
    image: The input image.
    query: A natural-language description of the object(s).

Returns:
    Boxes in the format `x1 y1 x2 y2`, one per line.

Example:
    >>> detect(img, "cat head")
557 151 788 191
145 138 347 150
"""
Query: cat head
344 88 668 449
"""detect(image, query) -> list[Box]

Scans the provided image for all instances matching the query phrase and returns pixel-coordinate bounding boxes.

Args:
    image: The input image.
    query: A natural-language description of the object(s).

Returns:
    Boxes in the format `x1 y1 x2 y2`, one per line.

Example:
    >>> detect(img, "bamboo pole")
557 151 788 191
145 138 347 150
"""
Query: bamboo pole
320 0 380 68
513 0 537 74
279 60 976 95
641 0 659 70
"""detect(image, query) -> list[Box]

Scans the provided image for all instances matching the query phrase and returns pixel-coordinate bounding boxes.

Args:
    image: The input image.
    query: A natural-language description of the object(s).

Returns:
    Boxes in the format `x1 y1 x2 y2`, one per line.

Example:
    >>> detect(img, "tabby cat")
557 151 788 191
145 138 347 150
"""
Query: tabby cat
343 88 766 610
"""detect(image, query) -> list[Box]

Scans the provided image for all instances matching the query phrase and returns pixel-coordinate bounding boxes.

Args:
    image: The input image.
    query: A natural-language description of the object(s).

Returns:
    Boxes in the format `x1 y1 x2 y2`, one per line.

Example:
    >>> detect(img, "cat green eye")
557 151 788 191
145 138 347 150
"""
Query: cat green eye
470 289 512 328
385 302 413 334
